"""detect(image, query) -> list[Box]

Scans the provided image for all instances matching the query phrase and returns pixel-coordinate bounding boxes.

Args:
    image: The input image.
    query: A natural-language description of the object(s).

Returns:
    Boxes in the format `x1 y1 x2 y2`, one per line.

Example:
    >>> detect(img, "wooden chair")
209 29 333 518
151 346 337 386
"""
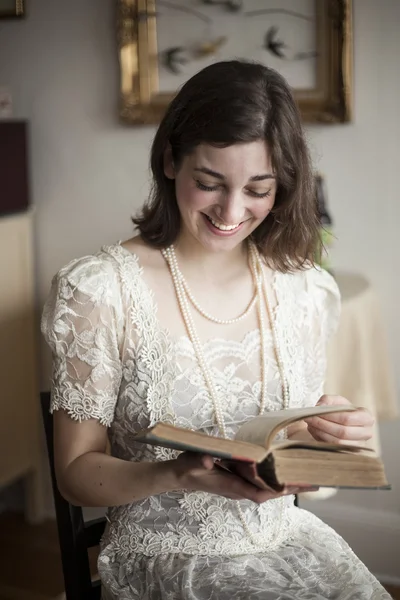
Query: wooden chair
40 391 106 600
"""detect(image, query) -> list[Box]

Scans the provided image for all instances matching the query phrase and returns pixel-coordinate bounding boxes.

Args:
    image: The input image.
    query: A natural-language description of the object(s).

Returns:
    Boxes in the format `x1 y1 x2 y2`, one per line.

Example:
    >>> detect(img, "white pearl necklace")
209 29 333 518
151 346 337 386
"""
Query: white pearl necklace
161 240 290 547
173 260 258 325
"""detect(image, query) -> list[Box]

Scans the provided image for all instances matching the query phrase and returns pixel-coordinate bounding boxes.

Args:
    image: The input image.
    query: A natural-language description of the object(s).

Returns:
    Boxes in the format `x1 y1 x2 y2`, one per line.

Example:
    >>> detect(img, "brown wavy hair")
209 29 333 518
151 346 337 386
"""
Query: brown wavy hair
133 60 320 272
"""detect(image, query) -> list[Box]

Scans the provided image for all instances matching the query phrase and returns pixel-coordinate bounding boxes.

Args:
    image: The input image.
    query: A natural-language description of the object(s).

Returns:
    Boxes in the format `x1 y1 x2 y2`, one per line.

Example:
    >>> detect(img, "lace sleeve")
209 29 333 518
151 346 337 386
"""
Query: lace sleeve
41 255 123 426
303 267 341 407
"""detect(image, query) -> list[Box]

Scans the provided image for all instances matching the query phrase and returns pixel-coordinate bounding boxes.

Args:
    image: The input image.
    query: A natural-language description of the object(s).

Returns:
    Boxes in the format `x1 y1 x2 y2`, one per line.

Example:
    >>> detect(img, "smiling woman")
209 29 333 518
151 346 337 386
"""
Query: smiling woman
133 61 319 272
41 60 390 600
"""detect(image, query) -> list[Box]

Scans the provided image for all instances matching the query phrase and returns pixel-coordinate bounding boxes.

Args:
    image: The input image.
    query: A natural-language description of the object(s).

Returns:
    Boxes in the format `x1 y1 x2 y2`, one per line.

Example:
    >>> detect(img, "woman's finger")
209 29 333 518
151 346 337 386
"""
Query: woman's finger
306 415 373 439
316 394 352 407
200 454 215 470
253 487 296 503
307 425 352 444
306 409 374 428
307 423 373 444
311 416 373 440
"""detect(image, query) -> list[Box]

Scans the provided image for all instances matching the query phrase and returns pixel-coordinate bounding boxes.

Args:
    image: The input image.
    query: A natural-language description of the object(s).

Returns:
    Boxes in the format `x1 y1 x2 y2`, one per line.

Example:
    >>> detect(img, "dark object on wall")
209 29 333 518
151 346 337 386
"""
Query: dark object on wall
0 121 30 216
315 173 334 272
202 0 242 11
316 173 332 228
265 26 287 58
0 0 24 18
164 46 188 74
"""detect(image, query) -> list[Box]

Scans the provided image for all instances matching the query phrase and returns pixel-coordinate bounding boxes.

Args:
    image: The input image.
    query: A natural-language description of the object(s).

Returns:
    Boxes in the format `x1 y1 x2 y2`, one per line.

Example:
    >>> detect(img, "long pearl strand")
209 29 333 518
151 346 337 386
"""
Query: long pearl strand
250 243 290 417
161 240 290 546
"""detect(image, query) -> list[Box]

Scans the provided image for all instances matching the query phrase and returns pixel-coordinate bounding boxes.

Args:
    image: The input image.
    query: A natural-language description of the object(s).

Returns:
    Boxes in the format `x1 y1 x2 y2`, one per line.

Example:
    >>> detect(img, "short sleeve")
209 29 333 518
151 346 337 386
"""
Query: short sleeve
303 267 341 406
41 254 124 426
306 267 341 343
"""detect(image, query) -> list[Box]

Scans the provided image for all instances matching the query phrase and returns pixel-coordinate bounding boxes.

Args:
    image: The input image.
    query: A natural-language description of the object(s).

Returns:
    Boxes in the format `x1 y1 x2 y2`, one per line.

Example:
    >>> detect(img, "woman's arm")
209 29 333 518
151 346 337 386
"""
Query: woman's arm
55 410 314 507
54 410 181 507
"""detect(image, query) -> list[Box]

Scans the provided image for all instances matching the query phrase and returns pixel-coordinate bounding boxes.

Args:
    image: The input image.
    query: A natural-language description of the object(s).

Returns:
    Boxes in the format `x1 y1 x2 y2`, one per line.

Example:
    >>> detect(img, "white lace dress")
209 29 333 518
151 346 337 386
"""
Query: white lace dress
41 243 391 600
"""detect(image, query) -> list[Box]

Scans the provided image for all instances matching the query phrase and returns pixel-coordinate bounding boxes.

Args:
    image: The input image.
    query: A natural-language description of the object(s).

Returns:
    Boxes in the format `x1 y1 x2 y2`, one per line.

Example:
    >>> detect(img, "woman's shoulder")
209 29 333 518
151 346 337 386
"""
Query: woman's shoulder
51 245 121 294
278 264 340 301
304 265 340 300
48 237 164 306
51 237 145 283
117 236 166 271
46 242 138 312
277 265 341 334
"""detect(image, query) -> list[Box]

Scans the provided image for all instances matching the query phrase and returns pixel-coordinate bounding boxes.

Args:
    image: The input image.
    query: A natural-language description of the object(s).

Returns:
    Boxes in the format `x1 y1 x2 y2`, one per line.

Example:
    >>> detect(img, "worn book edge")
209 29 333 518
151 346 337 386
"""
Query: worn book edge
133 405 368 464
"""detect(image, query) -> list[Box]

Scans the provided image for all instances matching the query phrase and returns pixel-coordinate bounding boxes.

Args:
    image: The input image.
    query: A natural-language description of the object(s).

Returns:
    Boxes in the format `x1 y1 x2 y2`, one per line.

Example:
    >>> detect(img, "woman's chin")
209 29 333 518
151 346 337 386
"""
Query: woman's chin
196 230 249 254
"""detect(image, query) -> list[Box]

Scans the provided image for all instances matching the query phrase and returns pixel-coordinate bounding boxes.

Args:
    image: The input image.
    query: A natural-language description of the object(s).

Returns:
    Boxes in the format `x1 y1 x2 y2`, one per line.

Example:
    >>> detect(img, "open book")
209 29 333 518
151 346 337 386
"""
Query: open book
133 405 390 491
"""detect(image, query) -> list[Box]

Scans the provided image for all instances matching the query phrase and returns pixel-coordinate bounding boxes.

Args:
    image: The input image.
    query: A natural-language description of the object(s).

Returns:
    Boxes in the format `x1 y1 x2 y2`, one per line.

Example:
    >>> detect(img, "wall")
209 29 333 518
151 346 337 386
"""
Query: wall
302 1 400 583
0 0 399 583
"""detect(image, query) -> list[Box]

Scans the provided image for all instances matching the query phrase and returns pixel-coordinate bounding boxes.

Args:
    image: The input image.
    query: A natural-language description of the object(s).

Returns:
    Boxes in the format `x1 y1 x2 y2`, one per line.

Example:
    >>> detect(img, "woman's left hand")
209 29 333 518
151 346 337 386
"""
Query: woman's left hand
304 395 375 446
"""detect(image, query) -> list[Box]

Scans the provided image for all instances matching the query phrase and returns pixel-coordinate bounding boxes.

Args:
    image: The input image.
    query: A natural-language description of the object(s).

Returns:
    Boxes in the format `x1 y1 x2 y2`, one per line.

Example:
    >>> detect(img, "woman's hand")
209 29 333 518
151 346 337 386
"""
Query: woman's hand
305 395 374 446
172 451 317 504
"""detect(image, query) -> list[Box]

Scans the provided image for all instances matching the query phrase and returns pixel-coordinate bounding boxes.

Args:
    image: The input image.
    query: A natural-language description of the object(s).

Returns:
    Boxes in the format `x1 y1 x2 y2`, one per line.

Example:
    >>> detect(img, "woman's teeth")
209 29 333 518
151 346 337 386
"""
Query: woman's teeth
206 215 241 231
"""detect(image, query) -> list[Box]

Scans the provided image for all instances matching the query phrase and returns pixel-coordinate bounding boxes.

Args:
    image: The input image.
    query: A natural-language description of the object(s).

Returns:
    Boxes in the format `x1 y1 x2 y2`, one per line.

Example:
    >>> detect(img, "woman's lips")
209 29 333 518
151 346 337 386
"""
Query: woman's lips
202 214 245 237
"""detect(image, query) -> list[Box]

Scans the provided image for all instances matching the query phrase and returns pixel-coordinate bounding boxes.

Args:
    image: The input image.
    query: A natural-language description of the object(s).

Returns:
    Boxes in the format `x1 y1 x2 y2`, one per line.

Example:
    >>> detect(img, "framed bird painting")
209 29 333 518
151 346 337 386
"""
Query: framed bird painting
117 0 352 125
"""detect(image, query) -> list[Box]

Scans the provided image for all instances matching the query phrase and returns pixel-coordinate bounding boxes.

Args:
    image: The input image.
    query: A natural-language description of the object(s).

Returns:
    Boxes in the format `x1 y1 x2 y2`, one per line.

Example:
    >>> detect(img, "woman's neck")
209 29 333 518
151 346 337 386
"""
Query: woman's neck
173 235 249 284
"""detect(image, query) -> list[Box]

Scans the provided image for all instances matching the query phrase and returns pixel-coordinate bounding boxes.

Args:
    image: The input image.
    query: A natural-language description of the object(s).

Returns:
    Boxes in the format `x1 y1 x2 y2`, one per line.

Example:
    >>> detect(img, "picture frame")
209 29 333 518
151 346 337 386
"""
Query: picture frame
0 0 24 18
117 0 352 125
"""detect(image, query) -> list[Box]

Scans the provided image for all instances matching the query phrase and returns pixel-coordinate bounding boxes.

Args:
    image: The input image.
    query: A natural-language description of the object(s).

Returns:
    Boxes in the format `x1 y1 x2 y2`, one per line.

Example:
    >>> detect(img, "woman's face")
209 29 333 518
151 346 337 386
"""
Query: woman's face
164 140 277 254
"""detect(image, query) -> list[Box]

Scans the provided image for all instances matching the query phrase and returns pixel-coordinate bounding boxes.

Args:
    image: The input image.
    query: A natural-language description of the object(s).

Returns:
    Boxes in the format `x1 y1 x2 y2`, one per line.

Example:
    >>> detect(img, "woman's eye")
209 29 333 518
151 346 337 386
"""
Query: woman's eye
248 189 272 198
195 180 219 192
195 180 272 198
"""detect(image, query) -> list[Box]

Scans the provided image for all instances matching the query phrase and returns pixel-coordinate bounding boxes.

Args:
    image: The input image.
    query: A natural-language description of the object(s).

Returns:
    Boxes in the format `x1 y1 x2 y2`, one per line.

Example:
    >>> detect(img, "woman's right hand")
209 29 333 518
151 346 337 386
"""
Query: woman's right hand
172 452 316 504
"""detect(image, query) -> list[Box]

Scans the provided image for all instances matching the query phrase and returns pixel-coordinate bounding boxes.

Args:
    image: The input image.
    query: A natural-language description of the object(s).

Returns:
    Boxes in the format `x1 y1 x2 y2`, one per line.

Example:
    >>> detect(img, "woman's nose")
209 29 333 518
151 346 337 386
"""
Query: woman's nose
216 193 246 225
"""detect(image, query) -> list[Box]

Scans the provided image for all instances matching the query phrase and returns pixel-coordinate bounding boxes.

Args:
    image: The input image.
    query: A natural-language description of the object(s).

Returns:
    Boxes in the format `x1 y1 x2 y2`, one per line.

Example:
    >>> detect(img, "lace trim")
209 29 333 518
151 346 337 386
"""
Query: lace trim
50 384 117 426
175 329 266 363
102 244 179 461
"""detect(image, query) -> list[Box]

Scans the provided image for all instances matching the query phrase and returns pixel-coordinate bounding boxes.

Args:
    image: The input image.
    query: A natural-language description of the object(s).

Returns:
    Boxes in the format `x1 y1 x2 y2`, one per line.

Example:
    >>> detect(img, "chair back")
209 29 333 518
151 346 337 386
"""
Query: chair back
40 391 106 600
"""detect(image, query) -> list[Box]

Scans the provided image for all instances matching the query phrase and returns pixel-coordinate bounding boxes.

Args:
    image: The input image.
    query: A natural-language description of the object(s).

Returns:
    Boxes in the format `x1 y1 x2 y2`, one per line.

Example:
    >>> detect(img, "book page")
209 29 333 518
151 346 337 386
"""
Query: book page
134 422 269 463
234 405 356 449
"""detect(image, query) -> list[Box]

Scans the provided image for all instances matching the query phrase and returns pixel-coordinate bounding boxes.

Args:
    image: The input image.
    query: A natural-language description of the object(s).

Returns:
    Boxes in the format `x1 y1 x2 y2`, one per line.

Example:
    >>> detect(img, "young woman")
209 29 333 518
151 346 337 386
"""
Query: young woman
42 60 389 599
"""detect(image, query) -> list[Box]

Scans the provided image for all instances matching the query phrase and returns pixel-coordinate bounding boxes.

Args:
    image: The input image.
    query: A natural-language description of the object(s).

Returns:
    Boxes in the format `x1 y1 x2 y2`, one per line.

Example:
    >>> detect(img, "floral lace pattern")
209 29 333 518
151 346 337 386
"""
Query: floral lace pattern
41 244 390 599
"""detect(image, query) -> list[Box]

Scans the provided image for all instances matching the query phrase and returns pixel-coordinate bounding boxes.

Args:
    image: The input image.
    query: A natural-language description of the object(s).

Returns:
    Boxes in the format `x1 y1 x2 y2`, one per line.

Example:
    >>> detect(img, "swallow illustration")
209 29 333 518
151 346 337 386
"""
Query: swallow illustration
265 26 287 59
163 46 189 74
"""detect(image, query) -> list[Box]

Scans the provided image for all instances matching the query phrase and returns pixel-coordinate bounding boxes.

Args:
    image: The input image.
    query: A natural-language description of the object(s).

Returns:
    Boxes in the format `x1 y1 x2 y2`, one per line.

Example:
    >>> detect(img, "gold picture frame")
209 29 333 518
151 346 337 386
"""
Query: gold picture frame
117 0 352 125
0 0 24 18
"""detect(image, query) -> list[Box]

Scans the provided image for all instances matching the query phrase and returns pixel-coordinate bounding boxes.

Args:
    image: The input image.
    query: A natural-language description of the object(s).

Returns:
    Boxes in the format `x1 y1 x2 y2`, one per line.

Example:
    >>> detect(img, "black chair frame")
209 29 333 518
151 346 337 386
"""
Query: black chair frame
40 391 106 600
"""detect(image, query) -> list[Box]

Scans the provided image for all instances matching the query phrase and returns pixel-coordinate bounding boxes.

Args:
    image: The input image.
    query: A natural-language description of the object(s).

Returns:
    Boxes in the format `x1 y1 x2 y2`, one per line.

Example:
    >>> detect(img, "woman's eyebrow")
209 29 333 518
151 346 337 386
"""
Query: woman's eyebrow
194 166 275 182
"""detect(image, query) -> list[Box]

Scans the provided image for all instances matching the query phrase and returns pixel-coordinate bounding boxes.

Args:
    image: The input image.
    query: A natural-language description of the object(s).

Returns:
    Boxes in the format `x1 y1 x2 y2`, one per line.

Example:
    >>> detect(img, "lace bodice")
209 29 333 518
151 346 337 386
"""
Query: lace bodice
41 243 341 559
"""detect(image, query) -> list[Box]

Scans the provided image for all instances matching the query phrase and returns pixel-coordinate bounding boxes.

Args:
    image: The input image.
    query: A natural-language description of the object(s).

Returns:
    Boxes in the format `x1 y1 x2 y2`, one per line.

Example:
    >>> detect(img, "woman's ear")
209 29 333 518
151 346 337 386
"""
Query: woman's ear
164 144 175 179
